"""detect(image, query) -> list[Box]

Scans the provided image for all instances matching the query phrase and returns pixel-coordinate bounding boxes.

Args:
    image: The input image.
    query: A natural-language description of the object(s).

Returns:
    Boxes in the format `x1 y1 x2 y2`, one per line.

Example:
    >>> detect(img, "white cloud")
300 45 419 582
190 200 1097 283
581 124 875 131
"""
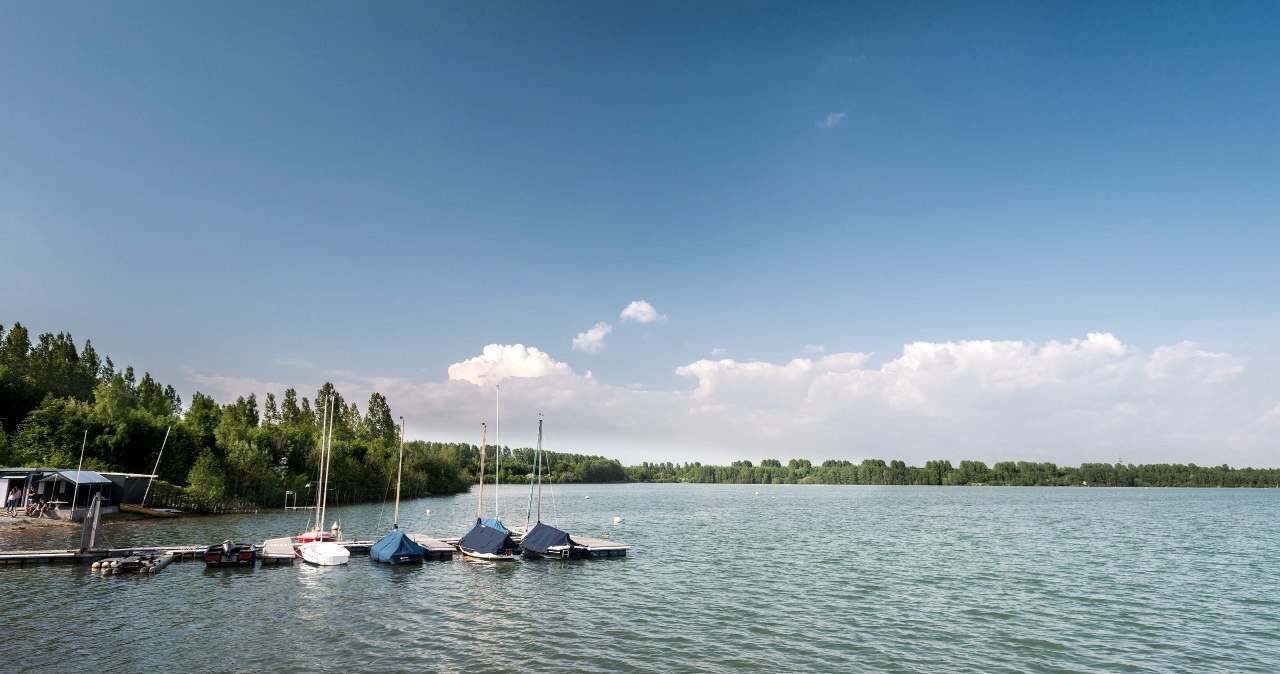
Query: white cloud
571 322 612 354
447 344 572 385
620 300 666 324
177 333 1278 470
710 347 727 357
184 369 287 405
817 112 847 129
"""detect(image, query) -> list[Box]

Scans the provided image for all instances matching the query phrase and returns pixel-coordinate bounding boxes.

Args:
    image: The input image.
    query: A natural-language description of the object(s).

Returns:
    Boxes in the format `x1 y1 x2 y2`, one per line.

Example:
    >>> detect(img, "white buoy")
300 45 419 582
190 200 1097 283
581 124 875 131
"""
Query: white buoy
613 516 622 525
584 495 590 499
91 561 101 570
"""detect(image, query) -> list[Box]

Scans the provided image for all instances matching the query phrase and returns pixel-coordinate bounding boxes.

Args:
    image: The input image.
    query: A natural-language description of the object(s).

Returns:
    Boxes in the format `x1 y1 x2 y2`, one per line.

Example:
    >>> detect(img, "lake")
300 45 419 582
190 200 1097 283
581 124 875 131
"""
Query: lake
3 484 1277 672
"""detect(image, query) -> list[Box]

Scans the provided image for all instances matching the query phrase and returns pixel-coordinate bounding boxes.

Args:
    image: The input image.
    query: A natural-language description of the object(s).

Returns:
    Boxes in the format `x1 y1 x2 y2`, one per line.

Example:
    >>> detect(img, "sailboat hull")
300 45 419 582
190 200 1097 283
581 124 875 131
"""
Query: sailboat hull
459 548 521 561
299 541 350 566
120 503 180 518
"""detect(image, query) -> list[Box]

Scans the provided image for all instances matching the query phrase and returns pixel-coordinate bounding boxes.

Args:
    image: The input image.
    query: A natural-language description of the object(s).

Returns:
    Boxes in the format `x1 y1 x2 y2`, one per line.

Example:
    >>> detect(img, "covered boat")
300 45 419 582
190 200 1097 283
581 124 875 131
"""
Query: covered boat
519 521 587 560
457 518 519 560
299 540 350 566
371 417 426 565
370 526 425 564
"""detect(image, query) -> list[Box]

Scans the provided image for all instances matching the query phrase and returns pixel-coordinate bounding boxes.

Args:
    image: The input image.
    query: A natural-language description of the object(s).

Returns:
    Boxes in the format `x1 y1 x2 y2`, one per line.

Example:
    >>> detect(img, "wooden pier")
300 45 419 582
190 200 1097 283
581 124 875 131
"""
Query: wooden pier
406 534 455 561
0 545 206 567
573 535 630 557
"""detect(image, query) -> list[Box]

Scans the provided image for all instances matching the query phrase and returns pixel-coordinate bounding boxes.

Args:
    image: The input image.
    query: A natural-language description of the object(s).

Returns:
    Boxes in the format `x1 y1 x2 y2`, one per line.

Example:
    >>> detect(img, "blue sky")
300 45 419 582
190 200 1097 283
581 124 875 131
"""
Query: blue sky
3 2 1277 466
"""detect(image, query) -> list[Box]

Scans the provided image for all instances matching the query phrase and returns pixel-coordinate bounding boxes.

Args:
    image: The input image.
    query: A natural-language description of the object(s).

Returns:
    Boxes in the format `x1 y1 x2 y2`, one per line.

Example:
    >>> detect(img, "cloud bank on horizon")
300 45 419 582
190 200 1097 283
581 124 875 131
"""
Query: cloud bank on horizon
188 328 1276 469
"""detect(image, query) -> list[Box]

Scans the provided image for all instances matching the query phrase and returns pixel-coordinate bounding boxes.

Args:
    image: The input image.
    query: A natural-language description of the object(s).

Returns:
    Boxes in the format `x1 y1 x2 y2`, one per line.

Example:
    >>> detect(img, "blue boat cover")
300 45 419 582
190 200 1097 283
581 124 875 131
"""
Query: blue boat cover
479 517 508 533
519 521 578 554
458 519 517 555
370 528 426 563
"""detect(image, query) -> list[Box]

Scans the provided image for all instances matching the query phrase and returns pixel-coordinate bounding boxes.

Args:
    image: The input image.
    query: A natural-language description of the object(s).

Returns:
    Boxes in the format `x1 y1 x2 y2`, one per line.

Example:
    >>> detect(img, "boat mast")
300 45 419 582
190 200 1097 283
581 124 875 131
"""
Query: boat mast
524 415 539 531
394 416 405 529
476 423 487 520
315 394 331 534
494 384 500 522
320 392 336 533
536 415 543 524
71 429 88 517
141 425 171 507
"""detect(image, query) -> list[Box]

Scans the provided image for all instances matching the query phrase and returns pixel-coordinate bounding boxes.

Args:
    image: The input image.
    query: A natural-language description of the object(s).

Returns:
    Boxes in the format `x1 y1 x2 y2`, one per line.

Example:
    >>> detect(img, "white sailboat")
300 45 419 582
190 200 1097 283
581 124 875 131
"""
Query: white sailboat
299 393 349 566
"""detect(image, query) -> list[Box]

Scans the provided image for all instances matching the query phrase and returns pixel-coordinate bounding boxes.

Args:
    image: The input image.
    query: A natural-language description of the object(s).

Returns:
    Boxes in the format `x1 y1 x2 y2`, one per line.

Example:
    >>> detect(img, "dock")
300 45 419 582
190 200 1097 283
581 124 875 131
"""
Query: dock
0 545 206 567
573 534 630 557
406 534 455 561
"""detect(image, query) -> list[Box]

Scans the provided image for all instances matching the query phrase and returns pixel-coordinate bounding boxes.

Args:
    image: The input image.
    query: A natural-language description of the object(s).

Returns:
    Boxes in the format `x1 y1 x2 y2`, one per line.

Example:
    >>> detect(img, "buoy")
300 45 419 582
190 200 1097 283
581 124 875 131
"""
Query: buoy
584 495 590 499
613 516 623 525
91 561 101 570
425 509 432 516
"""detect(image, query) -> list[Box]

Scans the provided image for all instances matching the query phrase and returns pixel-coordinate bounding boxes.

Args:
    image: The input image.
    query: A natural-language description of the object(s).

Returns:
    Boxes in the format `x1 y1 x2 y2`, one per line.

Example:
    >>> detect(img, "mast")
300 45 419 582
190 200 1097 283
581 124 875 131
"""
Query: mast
71 429 88 518
536 415 543 523
476 423 487 520
141 425 171 507
394 416 405 528
494 384 500 522
524 414 545 531
320 391 335 532
315 394 332 534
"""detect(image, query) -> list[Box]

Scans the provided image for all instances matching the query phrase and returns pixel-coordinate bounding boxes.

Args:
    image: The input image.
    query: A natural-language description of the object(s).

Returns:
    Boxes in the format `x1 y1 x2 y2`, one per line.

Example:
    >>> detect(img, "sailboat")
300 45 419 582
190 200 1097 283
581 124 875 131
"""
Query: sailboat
371 416 426 564
519 416 587 560
457 422 520 561
298 394 350 566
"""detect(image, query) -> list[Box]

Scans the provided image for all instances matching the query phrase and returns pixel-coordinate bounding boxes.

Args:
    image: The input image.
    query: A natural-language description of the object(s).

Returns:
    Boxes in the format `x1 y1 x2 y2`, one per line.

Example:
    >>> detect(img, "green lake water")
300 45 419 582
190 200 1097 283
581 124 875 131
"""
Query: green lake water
2 484 1277 672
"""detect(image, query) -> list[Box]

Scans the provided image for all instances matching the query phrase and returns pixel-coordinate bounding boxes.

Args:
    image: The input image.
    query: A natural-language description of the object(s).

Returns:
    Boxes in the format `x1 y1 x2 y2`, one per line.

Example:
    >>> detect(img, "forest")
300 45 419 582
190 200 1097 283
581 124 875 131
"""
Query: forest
0 322 626 512
2 322 1275 514
624 457 1280 488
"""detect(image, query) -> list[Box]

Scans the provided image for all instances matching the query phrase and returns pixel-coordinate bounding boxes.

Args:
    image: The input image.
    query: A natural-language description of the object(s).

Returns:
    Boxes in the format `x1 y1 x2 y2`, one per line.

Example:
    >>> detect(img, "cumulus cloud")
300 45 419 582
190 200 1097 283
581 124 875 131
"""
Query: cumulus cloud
447 344 572 385
179 333 1275 469
817 112 847 129
620 300 666 324
571 322 612 354
184 369 287 405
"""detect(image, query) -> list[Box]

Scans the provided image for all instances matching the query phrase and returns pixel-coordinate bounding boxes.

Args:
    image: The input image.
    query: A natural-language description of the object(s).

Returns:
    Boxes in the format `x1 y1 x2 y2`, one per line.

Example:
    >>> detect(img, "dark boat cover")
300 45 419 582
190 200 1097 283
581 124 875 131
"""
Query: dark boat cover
370 528 426 563
519 521 579 554
458 519 518 555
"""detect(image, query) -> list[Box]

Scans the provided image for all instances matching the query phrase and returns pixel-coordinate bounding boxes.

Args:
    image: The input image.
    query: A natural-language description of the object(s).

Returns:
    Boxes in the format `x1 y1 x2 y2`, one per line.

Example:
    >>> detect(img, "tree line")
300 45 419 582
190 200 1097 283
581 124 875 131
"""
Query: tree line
0 322 474 510
624 457 1280 487
4 321 1274 513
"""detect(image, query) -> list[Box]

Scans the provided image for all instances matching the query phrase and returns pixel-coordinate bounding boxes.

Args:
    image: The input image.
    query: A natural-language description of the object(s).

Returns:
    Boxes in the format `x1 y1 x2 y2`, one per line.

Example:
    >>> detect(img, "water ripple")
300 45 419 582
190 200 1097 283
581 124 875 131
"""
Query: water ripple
3 485 1279 672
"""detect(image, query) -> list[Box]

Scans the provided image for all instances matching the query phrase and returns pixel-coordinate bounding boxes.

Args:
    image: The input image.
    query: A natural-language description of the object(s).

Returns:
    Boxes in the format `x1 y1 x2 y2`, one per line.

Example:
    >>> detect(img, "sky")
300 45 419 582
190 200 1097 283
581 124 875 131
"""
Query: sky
2 1 1278 467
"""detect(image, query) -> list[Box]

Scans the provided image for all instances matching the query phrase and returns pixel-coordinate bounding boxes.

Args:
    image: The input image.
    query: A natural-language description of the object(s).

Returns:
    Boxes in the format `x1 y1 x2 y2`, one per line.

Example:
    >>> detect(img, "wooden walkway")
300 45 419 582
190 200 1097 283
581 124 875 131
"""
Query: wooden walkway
406 534 456 561
0 545 206 566
1 530 619 567
572 534 630 557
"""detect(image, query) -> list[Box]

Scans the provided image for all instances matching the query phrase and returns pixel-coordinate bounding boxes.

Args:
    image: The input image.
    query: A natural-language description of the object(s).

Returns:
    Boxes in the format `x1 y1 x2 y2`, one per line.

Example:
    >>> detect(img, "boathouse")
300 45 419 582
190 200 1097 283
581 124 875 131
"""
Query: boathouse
0 468 119 519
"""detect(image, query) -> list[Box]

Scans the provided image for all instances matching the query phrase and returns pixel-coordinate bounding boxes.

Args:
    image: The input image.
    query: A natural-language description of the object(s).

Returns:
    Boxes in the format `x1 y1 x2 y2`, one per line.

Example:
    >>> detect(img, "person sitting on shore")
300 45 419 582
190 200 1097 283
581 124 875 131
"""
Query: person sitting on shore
26 498 46 518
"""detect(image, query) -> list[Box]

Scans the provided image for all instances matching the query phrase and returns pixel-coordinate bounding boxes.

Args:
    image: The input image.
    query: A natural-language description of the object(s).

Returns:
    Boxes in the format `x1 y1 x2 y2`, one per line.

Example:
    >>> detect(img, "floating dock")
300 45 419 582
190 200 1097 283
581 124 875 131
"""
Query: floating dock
573 535 630 557
406 534 456 561
0 546 206 567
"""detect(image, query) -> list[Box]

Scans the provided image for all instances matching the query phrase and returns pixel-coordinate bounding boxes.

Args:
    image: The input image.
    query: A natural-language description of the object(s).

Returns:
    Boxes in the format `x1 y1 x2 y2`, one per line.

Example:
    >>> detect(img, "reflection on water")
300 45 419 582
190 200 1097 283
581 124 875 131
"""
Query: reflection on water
3 484 1279 673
